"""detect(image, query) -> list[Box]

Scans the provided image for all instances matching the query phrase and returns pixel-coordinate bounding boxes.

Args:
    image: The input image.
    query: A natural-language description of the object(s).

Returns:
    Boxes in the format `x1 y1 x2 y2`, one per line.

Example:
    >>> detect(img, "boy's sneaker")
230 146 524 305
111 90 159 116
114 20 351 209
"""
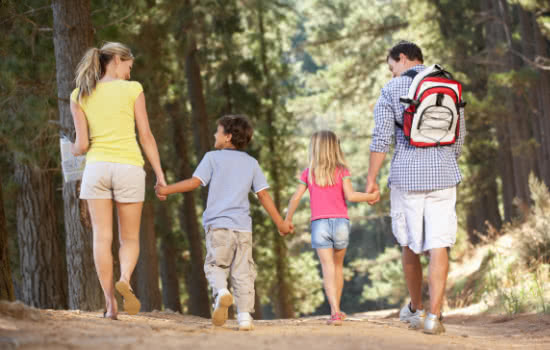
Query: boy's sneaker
237 312 254 331
399 303 425 329
326 313 343 326
423 313 446 335
212 288 233 326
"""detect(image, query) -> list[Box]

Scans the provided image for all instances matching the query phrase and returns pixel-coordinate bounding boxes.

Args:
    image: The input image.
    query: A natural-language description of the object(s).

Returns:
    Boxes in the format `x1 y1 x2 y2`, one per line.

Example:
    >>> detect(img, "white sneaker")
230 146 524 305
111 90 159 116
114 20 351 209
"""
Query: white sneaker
399 303 425 329
423 313 445 335
212 288 233 326
237 312 254 331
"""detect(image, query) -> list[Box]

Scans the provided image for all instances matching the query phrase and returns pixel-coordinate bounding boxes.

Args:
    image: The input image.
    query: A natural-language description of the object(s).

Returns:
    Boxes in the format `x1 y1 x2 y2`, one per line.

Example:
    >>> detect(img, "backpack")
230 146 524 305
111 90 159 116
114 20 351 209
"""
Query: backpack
397 64 466 147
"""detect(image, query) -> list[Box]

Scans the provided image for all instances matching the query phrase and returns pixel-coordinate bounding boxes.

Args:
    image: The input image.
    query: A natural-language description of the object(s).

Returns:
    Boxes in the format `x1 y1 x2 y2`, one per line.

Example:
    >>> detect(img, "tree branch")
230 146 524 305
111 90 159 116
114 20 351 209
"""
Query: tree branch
304 22 408 47
0 4 51 25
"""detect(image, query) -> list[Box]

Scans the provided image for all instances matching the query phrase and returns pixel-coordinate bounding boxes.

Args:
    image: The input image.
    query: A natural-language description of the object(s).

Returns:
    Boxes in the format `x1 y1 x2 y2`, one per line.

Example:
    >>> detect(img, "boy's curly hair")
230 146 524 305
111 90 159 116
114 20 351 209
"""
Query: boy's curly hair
217 114 253 150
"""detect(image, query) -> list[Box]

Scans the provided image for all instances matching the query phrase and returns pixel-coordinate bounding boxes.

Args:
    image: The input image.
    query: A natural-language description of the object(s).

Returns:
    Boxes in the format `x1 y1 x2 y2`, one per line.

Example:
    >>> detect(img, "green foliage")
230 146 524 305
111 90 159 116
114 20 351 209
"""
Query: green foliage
353 247 427 306
519 174 550 265
288 251 324 315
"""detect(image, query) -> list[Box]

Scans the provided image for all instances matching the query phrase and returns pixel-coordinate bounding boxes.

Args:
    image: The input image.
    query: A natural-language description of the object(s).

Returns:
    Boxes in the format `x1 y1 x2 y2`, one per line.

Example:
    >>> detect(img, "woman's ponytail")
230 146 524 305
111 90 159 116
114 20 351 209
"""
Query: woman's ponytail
75 47 102 101
74 42 133 101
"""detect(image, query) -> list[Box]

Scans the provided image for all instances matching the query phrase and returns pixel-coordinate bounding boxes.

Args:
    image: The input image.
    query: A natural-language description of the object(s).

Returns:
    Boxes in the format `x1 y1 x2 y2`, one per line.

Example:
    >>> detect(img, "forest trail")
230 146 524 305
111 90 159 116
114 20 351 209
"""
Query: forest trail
1 303 549 350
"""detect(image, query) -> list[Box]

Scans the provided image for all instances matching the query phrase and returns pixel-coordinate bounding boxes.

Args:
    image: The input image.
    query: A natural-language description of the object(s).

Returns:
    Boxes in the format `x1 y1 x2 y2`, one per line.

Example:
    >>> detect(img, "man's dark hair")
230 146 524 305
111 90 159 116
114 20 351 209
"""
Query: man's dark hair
387 41 423 63
217 114 253 150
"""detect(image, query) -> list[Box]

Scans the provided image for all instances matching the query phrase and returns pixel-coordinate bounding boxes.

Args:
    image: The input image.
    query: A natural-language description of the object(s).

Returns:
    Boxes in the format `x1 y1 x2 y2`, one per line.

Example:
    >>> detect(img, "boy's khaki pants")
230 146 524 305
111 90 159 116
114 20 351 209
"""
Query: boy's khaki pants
204 228 257 313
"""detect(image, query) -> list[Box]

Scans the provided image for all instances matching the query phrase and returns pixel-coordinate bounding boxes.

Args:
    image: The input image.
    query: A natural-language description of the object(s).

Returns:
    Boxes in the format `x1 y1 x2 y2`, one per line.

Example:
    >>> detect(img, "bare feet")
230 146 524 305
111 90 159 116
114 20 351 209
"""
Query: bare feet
103 297 118 320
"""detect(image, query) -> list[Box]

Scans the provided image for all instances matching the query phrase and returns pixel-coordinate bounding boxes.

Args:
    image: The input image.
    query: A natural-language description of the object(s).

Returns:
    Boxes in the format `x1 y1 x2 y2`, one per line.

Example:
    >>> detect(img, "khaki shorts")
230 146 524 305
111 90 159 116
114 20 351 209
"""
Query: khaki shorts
80 162 146 203
390 186 457 254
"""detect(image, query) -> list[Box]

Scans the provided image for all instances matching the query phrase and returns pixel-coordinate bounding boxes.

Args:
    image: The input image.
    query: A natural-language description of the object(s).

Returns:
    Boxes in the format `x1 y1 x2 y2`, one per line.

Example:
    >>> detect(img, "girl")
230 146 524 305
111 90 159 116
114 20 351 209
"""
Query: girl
284 130 379 326
70 42 166 319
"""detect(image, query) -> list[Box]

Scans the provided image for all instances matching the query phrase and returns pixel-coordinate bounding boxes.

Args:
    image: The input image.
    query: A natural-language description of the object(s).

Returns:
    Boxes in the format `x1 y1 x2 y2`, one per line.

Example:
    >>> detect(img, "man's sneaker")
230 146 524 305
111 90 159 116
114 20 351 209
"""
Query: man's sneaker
423 313 445 335
212 288 233 326
399 303 425 329
408 309 426 330
400 303 424 323
237 312 254 331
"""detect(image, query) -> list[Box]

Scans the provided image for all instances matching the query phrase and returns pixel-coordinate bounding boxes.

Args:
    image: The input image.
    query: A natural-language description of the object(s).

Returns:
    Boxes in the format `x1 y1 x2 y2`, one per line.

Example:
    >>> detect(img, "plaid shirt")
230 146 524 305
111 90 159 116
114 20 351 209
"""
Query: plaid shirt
370 65 466 192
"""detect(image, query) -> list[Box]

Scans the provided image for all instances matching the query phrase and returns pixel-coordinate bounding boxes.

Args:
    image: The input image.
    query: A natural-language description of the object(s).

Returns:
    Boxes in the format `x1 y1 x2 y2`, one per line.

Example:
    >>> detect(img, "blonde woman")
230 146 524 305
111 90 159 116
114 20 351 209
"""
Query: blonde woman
284 130 379 325
70 42 166 320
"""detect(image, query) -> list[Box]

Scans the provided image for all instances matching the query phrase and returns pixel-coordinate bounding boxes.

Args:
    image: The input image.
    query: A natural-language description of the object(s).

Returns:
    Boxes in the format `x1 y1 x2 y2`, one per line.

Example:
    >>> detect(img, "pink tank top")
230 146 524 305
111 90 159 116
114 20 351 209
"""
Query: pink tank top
300 167 350 221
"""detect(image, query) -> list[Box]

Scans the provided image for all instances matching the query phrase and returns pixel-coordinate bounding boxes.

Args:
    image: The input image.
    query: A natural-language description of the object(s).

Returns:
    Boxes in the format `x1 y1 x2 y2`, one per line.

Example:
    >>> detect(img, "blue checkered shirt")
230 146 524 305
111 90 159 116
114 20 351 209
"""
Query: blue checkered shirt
370 65 466 192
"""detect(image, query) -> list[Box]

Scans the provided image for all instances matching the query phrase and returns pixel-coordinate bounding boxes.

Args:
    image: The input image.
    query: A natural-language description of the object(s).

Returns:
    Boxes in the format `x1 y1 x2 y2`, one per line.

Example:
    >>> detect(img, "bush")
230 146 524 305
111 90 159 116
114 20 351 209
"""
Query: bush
519 174 550 265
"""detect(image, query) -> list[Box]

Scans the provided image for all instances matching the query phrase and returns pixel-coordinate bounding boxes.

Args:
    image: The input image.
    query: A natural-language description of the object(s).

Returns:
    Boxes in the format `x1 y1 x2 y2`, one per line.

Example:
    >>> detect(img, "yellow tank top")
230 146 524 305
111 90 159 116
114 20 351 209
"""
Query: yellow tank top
71 80 144 167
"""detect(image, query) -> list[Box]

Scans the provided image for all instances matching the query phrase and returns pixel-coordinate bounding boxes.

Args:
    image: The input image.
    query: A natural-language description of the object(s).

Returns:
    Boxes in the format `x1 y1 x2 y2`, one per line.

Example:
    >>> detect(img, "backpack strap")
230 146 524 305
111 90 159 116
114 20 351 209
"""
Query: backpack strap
396 69 419 129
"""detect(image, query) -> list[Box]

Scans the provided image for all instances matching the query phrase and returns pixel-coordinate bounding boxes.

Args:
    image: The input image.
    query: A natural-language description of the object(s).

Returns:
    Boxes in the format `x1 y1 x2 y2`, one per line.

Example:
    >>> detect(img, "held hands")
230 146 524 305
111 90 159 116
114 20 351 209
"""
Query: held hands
366 179 380 205
155 174 168 201
278 219 295 236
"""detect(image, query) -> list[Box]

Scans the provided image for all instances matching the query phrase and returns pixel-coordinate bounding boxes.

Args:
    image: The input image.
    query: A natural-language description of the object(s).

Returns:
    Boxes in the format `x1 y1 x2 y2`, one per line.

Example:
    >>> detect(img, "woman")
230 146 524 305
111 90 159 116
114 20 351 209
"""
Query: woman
70 42 166 319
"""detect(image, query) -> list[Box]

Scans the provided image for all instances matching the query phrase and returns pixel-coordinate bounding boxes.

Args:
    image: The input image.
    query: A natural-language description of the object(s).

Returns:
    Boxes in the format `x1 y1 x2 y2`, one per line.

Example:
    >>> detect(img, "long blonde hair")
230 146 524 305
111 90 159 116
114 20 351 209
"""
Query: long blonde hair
308 130 349 187
74 42 134 101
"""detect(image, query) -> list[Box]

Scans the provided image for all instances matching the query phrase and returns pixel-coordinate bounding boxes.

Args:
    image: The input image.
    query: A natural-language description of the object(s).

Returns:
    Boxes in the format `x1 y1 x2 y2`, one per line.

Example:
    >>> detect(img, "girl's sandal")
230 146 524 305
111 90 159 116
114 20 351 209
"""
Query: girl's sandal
326 313 343 326
338 311 347 320
115 280 141 315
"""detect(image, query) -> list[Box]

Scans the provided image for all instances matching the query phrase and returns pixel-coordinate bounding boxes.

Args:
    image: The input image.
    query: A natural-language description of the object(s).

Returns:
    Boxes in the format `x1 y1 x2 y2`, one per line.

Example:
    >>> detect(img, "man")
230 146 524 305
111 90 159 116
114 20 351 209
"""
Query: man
366 41 466 335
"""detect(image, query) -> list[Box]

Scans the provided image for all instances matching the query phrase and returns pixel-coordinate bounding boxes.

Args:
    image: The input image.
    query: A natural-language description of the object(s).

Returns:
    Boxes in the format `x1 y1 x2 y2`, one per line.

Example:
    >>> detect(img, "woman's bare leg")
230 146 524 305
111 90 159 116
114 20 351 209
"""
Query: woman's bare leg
116 201 143 284
88 199 117 318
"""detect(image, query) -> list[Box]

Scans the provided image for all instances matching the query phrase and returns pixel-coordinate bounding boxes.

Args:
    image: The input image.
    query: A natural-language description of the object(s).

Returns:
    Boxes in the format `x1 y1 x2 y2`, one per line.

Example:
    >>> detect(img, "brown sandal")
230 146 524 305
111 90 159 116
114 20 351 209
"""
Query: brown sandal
115 281 141 315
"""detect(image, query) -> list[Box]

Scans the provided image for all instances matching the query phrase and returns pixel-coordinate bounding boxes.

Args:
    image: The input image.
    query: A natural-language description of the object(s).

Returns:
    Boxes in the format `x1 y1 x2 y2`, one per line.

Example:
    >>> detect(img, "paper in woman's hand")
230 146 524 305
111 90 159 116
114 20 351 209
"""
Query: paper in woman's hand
60 137 86 182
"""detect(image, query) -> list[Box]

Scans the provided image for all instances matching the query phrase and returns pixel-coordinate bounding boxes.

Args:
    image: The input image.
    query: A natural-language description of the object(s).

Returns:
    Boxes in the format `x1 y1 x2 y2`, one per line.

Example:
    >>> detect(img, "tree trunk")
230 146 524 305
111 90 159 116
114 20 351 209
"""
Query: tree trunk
170 104 211 317
15 163 67 309
483 0 521 220
257 1 295 318
0 174 14 301
51 0 103 310
157 202 183 313
132 176 162 312
183 25 211 159
532 11 550 186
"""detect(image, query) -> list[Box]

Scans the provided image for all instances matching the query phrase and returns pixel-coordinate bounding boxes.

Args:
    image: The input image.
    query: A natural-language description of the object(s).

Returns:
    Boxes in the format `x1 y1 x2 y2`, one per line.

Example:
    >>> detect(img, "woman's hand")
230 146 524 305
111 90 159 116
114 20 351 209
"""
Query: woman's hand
70 142 85 157
155 174 167 201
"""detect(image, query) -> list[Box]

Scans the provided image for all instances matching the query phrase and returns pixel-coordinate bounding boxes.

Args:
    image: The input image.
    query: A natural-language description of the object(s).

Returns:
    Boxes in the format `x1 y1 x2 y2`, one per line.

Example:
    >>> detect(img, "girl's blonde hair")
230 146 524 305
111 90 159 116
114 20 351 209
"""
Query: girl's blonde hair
74 42 134 101
308 130 349 187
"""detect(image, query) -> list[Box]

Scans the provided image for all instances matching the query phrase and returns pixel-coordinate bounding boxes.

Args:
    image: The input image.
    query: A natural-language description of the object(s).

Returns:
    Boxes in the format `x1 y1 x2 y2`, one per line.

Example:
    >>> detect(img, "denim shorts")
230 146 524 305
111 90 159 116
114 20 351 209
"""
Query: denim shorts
310 218 350 249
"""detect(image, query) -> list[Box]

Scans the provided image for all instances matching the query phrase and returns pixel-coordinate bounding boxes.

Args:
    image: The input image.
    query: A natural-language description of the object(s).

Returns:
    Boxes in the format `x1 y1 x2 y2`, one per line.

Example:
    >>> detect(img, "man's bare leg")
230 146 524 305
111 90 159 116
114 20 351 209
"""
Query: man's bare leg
428 247 449 317
402 246 423 311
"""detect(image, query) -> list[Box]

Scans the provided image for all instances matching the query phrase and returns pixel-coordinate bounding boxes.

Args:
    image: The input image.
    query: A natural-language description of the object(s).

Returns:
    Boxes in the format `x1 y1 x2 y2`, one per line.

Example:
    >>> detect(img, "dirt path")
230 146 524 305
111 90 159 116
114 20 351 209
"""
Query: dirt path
1 304 549 350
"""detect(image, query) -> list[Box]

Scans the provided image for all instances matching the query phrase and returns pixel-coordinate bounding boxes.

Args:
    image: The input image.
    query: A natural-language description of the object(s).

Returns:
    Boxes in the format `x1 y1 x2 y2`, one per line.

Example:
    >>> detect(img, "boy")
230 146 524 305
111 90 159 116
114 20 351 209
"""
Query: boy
156 115 293 330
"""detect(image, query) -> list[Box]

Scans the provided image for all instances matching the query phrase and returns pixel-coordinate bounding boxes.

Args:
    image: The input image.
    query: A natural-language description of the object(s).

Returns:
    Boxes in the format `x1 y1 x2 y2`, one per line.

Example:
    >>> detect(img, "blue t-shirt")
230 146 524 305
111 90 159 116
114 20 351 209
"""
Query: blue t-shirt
193 149 270 232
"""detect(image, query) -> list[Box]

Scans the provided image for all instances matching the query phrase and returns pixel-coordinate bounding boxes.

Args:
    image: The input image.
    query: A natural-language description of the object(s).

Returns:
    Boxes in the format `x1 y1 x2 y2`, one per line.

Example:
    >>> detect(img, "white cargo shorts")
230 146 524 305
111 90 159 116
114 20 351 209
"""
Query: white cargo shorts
390 185 457 254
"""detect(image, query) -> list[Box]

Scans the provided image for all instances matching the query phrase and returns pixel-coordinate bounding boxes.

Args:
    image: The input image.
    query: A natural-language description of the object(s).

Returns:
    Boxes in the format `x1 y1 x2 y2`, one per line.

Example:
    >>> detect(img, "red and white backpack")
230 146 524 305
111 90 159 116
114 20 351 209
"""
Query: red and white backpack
397 64 466 147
